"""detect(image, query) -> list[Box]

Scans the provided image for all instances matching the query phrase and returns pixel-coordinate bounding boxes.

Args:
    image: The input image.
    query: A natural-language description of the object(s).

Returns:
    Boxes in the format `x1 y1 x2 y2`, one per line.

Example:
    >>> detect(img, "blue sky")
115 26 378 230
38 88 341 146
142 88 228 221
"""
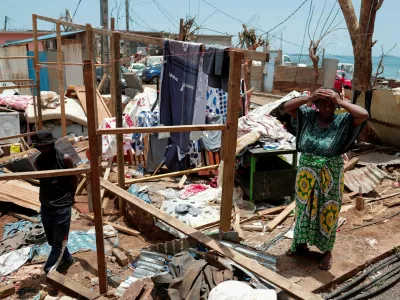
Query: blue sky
1 0 399 57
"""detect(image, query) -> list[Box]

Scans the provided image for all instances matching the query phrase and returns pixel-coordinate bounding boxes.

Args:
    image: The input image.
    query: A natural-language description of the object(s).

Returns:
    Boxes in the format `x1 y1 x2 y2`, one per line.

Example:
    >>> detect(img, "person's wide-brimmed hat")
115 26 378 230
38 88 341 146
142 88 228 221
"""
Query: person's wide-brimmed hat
33 130 57 147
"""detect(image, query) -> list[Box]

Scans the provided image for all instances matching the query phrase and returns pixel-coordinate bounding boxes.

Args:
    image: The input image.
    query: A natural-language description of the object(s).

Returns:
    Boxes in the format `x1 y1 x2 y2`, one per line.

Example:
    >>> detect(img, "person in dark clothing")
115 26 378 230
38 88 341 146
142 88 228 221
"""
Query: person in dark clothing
33 130 78 274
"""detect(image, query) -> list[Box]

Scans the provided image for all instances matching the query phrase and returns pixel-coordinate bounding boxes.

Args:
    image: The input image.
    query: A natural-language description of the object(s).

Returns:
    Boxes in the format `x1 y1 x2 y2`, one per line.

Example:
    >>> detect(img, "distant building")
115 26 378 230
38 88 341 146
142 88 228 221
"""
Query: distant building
0 31 52 51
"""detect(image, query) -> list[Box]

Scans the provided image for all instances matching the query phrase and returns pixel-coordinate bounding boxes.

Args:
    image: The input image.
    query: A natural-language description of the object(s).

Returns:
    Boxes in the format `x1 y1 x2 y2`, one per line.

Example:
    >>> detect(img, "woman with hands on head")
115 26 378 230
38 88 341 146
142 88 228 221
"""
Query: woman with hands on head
284 88 368 270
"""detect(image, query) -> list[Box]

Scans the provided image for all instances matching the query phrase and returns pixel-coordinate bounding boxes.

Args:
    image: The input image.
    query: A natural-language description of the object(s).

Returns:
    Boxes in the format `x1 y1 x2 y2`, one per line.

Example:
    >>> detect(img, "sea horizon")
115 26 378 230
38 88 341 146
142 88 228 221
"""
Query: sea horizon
288 53 400 80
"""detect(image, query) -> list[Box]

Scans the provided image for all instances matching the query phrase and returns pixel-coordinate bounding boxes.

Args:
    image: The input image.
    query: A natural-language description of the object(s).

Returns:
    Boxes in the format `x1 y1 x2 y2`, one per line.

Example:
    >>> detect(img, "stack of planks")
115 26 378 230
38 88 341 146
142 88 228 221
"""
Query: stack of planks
0 180 40 212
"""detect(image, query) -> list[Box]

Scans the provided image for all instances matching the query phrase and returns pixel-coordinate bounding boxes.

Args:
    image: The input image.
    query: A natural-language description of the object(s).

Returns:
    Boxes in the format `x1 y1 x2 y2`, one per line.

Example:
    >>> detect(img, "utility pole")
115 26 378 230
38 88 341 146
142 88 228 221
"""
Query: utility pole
125 0 130 56
280 32 283 51
4 16 7 31
100 0 109 68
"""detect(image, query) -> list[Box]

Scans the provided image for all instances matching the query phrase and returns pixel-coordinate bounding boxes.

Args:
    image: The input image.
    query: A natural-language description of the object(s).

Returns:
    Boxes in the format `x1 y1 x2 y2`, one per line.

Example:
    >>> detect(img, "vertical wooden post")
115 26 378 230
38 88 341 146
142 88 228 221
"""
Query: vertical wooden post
84 25 107 293
32 14 43 130
56 22 67 137
219 50 243 232
179 18 184 41
86 175 94 212
83 59 107 294
31 82 38 130
111 32 125 216
108 20 116 116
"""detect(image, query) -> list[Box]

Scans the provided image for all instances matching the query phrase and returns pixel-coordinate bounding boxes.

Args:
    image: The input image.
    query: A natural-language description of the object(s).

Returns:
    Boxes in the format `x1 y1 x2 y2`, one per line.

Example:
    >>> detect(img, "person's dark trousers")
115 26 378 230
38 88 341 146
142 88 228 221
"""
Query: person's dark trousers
40 205 72 274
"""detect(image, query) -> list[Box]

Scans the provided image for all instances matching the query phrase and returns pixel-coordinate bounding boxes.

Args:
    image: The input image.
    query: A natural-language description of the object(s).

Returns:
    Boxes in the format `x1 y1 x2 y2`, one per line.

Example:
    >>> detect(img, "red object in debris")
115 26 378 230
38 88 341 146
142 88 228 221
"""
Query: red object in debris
180 184 209 199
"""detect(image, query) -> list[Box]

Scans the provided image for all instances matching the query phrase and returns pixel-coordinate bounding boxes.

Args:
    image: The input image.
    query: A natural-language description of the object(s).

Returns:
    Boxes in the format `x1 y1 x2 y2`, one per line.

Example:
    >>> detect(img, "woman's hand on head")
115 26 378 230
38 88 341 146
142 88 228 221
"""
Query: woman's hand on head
310 89 329 102
324 90 342 105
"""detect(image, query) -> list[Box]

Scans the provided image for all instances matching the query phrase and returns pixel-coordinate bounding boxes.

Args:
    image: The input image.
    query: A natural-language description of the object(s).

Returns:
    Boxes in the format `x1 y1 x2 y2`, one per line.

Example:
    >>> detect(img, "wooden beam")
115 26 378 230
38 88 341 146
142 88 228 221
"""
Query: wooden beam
0 79 33 82
0 167 90 181
119 31 163 46
10 213 39 223
112 248 128 266
101 158 113 213
0 132 37 142
97 73 108 92
0 284 15 298
111 32 125 216
125 164 219 184
97 124 227 135
257 205 287 216
47 271 108 300
56 22 67 137
81 214 140 236
344 157 359 172
0 56 34 59
179 18 184 40
76 176 87 195
0 84 36 90
100 179 321 300
32 14 43 130
83 57 108 294
266 201 296 232
220 50 243 232
36 15 86 30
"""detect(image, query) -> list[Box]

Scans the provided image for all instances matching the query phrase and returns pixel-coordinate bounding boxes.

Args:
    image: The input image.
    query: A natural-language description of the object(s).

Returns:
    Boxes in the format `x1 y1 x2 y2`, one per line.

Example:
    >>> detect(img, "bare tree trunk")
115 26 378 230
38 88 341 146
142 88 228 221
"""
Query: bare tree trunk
338 0 383 91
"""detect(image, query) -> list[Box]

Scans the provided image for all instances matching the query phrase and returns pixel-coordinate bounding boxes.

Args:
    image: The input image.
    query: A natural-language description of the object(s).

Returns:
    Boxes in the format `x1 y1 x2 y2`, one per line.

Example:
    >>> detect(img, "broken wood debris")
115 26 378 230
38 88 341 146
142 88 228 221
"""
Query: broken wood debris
112 248 129 266
100 179 321 300
81 214 140 236
47 271 108 300
266 201 296 232
0 284 15 299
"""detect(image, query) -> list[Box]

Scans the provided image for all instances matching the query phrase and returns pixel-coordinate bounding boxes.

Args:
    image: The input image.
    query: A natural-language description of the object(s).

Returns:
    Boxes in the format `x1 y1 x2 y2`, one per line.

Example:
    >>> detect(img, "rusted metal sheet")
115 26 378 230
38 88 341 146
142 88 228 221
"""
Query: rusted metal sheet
344 164 387 193
358 153 400 167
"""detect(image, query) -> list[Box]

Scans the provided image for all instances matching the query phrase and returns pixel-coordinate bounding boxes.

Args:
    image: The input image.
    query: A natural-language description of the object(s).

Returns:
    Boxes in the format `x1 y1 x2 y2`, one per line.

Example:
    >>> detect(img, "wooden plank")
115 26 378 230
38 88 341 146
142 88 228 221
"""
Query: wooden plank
124 165 219 184
86 175 93 212
75 86 111 125
10 213 39 223
233 213 245 240
112 248 128 266
97 124 227 135
0 84 35 90
0 79 33 82
47 271 108 300
220 50 243 232
257 205 287 216
266 201 296 232
56 22 67 137
111 32 125 216
76 177 87 195
119 32 163 46
366 192 400 204
0 283 15 298
83 54 107 294
82 214 140 236
32 14 42 130
0 132 36 142
101 158 114 213
385 198 400 208
344 157 359 172
177 175 188 189
0 56 34 60
36 15 86 30
100 179 321 300
97 73 108 92
0 184 40 212
0 167 90 181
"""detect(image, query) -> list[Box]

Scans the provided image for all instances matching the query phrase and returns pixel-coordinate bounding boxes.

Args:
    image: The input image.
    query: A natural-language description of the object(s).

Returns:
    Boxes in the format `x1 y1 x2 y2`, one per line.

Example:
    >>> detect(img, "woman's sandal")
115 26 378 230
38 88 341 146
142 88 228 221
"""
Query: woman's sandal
319 252 333 270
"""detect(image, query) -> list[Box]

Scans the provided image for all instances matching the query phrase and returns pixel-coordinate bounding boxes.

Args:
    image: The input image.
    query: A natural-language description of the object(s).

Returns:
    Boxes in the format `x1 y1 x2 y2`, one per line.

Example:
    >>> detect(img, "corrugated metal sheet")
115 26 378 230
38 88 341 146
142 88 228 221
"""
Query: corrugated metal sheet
1 30 85 47
358 152 400 166
357 89 400 147
0 45 31 95
62 42 84 86
344 164 387 193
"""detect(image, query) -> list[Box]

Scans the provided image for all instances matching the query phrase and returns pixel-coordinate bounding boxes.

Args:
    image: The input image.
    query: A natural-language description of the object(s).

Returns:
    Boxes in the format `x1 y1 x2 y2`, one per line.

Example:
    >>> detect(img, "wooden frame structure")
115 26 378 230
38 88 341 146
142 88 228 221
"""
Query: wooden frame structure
0 14 322 300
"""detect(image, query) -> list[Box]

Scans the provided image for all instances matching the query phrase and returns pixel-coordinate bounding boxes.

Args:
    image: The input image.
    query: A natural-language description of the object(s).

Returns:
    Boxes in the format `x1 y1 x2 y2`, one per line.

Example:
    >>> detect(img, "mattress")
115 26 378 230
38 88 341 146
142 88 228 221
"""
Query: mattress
26 97 87 126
